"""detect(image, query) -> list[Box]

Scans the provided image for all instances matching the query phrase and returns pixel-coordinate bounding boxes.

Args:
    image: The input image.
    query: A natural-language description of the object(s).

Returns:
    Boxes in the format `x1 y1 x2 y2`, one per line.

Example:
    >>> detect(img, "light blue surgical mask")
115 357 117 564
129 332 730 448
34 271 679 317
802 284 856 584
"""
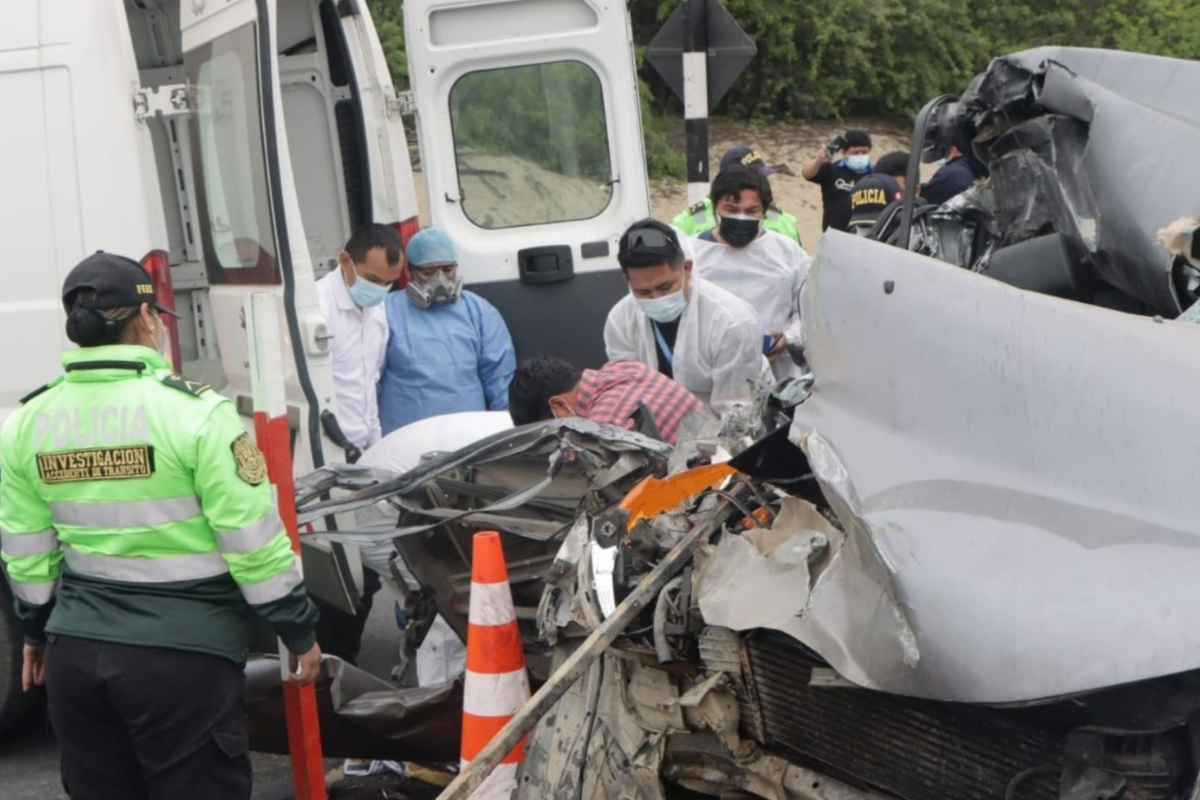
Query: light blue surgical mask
347 271 390 308
846 154 871 172
637 289 686 323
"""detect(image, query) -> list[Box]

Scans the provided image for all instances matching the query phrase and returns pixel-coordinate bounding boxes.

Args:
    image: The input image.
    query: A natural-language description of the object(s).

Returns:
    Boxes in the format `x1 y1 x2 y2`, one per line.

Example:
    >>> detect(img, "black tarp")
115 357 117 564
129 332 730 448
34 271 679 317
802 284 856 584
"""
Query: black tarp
246 657 462 762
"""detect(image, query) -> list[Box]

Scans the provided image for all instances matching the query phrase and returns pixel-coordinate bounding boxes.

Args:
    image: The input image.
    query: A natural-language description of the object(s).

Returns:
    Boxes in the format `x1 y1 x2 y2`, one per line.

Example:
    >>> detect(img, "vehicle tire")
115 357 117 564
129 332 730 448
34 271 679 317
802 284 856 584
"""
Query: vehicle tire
0 579 37 735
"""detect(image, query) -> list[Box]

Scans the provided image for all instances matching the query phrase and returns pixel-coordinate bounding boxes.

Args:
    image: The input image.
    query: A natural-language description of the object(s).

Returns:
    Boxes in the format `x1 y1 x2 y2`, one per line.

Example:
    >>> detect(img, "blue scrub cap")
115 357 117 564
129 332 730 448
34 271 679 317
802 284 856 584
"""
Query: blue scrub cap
406 228 456 267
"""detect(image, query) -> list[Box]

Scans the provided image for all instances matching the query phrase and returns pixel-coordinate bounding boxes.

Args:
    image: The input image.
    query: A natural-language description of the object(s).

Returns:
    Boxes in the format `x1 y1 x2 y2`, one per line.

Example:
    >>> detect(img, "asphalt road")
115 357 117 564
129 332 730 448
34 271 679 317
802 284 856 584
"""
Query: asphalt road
0 598 401 800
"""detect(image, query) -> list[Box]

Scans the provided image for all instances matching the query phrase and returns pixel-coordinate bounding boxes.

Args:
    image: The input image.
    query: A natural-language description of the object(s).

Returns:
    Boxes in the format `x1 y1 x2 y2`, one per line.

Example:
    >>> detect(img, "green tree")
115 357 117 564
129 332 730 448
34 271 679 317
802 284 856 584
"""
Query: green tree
371 0 1200 179
367 0 408 90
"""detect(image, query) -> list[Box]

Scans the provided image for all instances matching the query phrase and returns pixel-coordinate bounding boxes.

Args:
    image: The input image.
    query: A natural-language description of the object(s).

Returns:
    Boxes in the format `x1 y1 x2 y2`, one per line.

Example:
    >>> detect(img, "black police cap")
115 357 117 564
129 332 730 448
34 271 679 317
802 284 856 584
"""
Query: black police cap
61 251 179 318
720 145 775 178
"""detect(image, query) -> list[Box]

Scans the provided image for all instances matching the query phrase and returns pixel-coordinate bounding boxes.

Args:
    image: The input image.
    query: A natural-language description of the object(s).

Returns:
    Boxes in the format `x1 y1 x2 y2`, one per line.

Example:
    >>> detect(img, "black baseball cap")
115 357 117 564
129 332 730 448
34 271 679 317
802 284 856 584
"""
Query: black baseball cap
849 174 903 225
720 145 775 178
61 251 179 318
618 219 683 269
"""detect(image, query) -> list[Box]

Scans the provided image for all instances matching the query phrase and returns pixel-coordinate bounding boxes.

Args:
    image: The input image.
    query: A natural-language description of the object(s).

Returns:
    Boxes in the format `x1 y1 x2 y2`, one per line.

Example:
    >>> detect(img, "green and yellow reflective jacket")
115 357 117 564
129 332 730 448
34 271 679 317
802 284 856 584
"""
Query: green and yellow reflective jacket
0 345 317 662
671 197 803 246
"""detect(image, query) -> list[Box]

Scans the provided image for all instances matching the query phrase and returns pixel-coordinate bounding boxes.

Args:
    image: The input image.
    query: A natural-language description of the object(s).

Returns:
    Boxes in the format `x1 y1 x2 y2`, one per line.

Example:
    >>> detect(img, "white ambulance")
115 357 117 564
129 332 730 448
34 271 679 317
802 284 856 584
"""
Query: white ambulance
0 0 649 732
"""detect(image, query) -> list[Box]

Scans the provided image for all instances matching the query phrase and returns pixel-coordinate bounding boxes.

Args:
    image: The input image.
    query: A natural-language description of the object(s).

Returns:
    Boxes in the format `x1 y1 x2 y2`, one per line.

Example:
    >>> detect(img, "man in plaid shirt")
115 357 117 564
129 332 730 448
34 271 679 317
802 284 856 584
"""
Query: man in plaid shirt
508 357 708 445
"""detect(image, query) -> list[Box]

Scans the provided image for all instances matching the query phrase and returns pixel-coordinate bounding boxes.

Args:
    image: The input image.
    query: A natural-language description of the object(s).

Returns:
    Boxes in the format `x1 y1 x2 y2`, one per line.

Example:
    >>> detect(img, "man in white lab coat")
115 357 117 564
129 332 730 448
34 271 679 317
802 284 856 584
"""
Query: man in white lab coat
604 219 767 414
313 223 402 665
315 223 403 456
692 165 811 382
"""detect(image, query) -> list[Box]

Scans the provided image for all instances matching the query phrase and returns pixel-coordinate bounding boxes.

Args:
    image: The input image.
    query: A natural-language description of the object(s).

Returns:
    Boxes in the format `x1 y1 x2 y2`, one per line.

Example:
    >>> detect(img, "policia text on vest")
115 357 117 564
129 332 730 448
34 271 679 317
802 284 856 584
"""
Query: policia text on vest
0 347 317 661
0 345 320 799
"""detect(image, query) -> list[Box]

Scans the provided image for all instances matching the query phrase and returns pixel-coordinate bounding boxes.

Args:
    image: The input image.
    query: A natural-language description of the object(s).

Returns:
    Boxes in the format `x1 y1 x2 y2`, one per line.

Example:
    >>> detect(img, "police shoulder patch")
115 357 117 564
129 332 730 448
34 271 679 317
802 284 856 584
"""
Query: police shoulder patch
231 433 267 485
161 374 212 397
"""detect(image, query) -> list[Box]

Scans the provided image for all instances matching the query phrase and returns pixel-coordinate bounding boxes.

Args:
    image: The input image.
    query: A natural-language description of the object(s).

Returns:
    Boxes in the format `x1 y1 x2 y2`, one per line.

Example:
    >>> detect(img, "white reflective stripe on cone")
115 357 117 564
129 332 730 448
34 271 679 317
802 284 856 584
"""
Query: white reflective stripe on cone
463 669 530 718
468 580 517 627
458 761 518 800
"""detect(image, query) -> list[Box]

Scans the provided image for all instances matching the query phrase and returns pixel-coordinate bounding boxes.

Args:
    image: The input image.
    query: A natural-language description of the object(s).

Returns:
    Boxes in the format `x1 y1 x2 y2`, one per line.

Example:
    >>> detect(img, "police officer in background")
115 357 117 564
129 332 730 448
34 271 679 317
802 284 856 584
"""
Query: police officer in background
847 151 910 235
672 145 802 245
0 253 321 799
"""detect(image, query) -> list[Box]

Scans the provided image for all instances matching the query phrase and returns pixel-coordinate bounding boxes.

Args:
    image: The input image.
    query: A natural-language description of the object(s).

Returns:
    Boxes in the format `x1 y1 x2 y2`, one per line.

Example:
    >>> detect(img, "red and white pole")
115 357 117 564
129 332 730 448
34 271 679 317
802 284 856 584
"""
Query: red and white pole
246 293 328 800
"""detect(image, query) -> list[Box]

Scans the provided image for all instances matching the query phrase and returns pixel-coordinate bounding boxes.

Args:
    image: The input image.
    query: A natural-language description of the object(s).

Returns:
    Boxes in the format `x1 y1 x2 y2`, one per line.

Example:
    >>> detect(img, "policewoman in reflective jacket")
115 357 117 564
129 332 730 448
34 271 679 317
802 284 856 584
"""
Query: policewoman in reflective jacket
0 252 321 800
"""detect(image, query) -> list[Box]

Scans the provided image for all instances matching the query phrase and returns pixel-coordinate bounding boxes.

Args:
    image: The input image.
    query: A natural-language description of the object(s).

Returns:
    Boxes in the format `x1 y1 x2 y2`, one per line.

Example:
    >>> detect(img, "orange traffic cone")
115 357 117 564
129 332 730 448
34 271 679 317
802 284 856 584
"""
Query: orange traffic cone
461 531 530 798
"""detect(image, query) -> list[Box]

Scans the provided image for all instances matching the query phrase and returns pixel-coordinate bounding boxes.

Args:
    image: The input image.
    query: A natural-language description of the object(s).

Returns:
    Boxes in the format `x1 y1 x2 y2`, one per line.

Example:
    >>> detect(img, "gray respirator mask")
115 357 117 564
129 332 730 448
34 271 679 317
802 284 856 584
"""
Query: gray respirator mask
406 270 464 309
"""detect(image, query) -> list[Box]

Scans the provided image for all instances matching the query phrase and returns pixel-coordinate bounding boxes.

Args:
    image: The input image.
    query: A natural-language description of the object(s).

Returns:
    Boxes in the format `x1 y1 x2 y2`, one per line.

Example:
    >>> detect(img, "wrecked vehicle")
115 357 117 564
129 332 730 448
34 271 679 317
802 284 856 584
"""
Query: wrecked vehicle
245 417 676 760
293 418 677 679
503 232 1200 800
295 227 1200 797
288 49 1200 800
873 47 1200 320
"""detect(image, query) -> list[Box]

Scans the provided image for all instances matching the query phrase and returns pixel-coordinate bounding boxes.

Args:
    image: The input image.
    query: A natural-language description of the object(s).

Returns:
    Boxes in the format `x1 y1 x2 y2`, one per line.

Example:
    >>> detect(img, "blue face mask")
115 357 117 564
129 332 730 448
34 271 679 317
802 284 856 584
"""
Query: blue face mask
637 289 687 324
346 271 390 308
846 154 871 173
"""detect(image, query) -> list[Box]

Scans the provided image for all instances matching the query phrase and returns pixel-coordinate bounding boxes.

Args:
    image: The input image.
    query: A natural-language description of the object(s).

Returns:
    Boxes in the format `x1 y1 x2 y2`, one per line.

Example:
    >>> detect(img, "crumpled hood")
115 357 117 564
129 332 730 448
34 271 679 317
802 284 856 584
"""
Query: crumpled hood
755 231 1200 703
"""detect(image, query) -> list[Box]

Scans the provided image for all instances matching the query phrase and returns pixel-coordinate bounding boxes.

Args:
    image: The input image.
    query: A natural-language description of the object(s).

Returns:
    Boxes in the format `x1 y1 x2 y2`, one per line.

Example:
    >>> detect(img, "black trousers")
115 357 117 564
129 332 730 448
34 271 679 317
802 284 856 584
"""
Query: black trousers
314 567 381 666
45 635 251 800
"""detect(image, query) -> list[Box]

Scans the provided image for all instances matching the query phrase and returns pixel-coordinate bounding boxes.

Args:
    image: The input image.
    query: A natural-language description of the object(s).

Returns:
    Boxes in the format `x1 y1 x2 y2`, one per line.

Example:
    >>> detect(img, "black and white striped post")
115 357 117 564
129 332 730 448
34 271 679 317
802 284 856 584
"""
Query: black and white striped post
682 0 710 205
647 0 756 201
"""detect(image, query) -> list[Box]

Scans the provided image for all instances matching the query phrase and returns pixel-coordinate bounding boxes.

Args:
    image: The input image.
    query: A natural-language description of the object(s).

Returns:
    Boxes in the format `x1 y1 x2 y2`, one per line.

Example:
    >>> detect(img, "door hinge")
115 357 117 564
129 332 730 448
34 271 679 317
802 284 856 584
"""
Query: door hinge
134 83 193 122
393 90 417 116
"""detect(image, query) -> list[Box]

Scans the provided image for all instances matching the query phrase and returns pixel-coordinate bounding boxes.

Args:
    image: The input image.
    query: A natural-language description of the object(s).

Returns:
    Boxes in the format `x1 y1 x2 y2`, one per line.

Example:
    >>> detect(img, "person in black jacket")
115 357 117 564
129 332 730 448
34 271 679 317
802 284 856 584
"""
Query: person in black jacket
920 131 988 206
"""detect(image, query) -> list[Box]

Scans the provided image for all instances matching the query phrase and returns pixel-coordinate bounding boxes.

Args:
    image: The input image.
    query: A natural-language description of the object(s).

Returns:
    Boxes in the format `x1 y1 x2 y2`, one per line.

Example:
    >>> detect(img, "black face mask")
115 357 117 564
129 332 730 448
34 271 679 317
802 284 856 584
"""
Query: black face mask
718 214 761 248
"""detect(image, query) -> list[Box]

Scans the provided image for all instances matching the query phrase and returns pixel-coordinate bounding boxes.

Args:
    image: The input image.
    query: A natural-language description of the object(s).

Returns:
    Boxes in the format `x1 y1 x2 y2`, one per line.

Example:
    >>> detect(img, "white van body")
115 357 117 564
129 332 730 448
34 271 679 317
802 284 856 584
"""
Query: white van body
0 1 171 421
0 0 424 465
0 0 646 733
404 0 651 365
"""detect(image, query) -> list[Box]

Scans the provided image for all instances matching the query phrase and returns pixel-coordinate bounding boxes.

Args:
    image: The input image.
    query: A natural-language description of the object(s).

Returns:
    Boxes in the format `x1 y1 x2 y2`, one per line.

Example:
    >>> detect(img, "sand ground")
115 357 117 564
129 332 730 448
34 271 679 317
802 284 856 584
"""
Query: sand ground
648 117 934 250
413 117 931 252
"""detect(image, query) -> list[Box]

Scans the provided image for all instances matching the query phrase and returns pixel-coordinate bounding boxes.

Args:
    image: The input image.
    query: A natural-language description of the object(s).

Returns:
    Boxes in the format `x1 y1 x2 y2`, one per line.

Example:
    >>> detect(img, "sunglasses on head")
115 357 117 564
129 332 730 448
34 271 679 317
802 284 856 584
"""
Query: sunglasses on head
623 226 682 256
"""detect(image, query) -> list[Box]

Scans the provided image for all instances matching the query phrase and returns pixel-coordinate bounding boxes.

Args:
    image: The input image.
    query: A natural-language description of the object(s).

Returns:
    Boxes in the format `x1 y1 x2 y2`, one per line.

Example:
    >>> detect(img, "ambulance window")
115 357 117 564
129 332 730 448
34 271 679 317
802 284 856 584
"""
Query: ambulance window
450 61 612 230
186 24 280 284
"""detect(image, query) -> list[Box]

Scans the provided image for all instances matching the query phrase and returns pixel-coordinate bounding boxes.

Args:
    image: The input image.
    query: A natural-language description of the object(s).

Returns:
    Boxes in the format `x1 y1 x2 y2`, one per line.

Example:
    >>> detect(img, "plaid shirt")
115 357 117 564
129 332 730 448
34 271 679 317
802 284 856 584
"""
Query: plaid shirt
576 361 704 445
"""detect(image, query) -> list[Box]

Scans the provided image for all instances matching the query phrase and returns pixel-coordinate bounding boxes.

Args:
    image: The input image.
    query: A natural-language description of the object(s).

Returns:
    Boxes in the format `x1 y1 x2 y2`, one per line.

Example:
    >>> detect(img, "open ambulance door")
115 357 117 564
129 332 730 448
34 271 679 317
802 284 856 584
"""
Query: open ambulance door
327 1 421 242
180 0 357 612
404 0 651 367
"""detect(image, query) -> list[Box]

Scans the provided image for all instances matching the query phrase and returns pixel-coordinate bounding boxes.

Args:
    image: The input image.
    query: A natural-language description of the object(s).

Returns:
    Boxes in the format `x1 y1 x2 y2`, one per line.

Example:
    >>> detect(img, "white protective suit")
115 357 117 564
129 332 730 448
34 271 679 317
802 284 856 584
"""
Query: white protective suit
692 229 811 382
604 276 768 414
356 411 514 686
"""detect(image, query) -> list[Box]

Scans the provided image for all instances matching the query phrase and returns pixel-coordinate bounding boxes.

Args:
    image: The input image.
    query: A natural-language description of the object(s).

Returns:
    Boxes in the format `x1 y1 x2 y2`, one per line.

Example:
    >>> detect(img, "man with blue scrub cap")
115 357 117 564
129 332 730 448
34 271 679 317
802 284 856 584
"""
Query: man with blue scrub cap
378 227 516 434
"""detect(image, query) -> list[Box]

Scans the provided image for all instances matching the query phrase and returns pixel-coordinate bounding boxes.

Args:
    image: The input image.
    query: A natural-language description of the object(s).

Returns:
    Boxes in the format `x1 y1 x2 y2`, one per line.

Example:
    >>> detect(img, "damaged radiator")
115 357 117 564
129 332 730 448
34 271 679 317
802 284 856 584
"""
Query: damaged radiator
742 632 1062 800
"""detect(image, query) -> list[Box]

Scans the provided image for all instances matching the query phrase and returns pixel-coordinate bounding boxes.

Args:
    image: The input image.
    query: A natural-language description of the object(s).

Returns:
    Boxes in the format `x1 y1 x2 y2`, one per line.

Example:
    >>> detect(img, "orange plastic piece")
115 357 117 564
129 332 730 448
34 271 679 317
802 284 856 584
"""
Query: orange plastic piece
741 507 773 529
619 462 737 529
